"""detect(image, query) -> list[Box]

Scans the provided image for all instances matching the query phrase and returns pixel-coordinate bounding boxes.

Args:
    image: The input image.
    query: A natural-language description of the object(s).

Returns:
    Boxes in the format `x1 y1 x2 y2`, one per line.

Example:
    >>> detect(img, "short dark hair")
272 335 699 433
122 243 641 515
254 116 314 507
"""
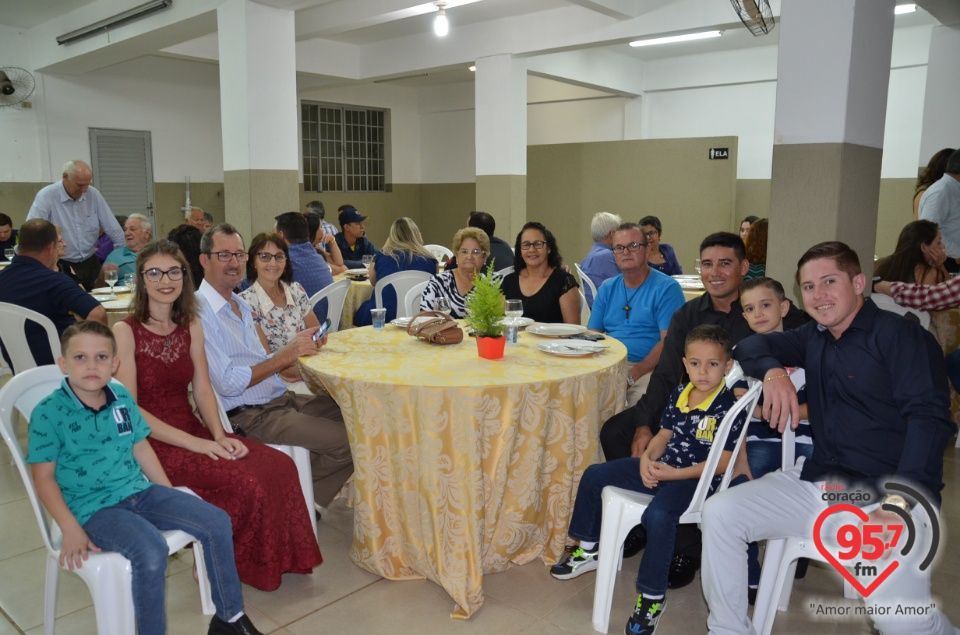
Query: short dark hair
338 204 355 212
740 276 786 302
18 219 58 253
741 215 759 226
274 212 309 244
946 148 960 174
168 224 204 285
684 324 733 358
700 232 746 261
305 200 325 218
61 320 116 356
513 221 563 270
468 211 496 237
246 233 293 285
0 213 12 227
796 241 861 284
200 223 242 254
303 212 321 241
638 216 662 235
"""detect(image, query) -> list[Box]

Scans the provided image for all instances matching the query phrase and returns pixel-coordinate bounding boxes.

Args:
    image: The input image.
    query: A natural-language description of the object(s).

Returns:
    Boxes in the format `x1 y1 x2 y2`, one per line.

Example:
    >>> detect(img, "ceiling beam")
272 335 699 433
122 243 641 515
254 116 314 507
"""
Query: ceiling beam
295 0 481 40
916 0 960 25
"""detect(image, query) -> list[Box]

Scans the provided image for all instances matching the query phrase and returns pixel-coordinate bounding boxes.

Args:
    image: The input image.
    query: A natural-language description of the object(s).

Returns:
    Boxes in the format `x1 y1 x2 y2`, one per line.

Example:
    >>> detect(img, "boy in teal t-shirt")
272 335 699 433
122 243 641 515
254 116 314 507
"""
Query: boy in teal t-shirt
27 320 263 635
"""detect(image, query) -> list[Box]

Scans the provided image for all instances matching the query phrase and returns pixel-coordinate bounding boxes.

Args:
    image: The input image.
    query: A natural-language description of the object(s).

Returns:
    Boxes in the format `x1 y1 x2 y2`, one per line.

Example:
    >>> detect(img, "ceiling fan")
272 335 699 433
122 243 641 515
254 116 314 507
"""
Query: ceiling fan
730 0 776 36
0 67 36 107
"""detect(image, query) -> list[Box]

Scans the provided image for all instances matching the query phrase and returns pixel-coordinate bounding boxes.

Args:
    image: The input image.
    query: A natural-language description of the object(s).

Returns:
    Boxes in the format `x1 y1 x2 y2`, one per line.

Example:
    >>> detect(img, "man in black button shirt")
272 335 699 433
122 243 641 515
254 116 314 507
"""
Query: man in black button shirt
599 232 807 582
702 241 956 635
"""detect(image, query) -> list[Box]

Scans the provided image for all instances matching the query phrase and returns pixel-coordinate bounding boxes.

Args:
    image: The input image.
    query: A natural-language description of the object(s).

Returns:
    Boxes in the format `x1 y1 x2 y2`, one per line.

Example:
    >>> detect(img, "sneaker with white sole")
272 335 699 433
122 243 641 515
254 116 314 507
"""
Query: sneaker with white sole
549 546 598 580
624 593 666 635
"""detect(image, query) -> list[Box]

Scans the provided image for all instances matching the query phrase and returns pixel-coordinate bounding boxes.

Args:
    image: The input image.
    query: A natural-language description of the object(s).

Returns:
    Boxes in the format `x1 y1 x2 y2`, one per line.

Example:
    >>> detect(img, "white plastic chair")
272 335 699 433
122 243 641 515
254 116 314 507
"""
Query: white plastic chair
0 302 62 374
211 392 318 541
403 280 429 318
591 374 763 633
496 265 515 277
424 244 453 262
309 279 352 334
0 366 215 635
580 290 591 326
374 271 433 313
574 263 599 308
870 293 931 329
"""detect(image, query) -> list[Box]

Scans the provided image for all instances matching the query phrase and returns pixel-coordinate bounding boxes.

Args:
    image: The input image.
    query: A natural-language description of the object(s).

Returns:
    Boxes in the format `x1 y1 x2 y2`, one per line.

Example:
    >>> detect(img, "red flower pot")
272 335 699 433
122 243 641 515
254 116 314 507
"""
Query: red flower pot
476 335 506 360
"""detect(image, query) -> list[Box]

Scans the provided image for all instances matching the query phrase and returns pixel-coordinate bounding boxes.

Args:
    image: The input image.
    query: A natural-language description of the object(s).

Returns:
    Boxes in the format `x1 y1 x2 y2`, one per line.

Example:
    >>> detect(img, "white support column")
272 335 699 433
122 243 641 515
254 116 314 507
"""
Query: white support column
767 0 895 292
217 0 300 239
918 24 960 165
475 54 527 240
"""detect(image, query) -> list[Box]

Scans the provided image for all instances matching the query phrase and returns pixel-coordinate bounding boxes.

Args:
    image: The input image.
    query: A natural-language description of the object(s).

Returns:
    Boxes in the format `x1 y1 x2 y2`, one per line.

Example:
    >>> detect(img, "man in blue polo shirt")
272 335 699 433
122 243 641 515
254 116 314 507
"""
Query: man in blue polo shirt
588 223 685 406
102 213 152 279
0 219 106 367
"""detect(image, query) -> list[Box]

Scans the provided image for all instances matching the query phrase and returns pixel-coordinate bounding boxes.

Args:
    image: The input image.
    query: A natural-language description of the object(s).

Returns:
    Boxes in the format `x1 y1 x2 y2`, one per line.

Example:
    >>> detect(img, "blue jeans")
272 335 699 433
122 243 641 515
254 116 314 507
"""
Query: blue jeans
745 441 814 585
567 458 699 596
82 485 242 635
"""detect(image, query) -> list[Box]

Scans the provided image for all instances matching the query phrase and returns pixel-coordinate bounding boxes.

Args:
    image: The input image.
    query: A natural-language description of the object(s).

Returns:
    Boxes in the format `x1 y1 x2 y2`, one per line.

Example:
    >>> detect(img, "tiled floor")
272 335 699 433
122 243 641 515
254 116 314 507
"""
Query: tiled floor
1 412 958 634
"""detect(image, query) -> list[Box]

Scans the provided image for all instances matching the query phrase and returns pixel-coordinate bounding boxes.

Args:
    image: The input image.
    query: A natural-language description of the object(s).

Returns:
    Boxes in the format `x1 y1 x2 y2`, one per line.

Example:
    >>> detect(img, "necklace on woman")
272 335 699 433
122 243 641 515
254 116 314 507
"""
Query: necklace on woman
623 279 644 318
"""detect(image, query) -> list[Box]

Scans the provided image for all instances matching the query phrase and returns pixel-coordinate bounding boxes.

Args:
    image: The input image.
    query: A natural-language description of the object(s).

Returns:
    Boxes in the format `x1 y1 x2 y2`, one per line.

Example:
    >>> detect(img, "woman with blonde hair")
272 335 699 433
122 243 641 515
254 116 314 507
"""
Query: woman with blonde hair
354 217 437 325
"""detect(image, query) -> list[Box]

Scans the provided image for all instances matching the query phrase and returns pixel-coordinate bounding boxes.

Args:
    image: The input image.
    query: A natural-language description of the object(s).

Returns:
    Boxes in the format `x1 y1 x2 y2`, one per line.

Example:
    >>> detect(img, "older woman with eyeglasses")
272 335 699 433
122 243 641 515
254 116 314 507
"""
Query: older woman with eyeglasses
239 233 319 368
501 221 580 324
420 227 493 318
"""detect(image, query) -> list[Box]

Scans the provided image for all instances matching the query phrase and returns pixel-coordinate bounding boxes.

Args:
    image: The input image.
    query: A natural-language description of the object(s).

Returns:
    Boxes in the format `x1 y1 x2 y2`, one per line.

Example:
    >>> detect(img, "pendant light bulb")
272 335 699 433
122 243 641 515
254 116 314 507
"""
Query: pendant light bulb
434 3 449 37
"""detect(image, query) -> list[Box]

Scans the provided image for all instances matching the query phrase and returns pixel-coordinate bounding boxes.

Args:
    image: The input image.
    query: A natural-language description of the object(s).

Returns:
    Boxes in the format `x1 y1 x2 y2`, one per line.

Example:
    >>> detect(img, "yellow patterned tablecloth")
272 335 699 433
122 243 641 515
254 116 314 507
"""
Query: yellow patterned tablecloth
300 325 627 618
333 273 374 331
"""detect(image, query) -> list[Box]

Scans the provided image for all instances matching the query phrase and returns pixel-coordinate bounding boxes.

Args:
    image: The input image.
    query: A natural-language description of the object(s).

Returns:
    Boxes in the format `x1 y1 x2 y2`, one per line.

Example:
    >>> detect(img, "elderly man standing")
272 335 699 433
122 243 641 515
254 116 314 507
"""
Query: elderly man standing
26 160 124 289
196 223 354 508
0 220 107 367
588 223 685 406
102 213 152 278
581 212 622 307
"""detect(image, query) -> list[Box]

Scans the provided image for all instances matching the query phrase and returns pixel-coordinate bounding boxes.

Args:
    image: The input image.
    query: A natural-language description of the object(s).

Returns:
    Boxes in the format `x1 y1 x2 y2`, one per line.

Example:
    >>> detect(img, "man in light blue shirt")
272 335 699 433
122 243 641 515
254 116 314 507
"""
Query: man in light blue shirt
196 223 353 507
274 212 334 322
919 149 960 268
26 160 124 289
581 212 622 307
102 213 152 279
588 223 686 406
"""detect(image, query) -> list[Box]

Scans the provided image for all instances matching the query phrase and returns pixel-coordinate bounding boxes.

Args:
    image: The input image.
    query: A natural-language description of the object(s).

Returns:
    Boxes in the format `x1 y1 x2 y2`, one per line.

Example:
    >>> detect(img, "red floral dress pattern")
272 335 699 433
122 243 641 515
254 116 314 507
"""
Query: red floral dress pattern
124 319 322 590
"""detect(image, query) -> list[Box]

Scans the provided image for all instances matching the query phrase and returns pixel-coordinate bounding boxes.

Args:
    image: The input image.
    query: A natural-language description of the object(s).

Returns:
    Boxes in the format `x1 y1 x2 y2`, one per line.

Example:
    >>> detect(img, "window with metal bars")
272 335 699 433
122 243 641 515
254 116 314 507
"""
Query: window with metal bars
302 102 386 192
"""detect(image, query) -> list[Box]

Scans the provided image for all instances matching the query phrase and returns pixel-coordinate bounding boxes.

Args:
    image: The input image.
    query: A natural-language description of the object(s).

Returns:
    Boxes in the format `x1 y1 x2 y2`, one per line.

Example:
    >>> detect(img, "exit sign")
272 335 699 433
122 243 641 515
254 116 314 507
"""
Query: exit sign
708 148 729 160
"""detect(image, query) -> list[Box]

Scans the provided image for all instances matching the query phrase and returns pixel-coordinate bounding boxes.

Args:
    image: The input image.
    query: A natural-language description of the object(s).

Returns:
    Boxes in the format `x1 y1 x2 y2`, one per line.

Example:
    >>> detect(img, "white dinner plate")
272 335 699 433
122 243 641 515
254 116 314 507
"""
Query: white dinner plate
537 341 607 356
92 286 129 295
391 317 412 328
499 316 534 328
91 293 114 302
677 279 704 288
102 299 132 310
525 323 587 337
672 274 701 280
345 268 368 276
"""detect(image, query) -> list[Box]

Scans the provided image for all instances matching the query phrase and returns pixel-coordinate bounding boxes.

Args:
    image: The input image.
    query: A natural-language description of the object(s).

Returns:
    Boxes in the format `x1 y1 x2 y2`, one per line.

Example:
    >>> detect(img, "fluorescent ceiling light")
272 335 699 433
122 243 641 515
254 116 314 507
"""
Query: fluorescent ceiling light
57 0 172 45
468 65 476 72
629 30 722 47
434 2 449 36
894 3 916 14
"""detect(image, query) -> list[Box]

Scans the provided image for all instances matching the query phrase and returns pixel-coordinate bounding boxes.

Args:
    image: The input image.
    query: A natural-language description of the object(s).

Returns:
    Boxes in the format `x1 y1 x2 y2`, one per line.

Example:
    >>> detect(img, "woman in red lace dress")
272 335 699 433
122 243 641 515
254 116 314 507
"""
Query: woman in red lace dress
112 240 321 591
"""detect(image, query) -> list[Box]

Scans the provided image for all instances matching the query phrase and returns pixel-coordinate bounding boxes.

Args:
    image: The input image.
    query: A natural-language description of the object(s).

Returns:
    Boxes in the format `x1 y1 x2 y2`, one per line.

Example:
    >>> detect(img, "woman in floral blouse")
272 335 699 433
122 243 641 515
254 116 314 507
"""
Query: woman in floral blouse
240 233 319 381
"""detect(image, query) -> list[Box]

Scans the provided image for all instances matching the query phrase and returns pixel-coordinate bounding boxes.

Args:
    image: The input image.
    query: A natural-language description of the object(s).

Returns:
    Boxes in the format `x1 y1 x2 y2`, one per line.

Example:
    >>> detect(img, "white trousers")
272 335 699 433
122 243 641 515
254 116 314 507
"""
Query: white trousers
701 465 957 635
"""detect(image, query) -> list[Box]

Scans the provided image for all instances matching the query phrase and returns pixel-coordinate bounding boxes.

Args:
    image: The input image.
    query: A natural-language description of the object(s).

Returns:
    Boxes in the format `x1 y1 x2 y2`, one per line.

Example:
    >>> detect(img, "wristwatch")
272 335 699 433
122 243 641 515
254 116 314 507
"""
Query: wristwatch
626 373 636 387
882 494 910 512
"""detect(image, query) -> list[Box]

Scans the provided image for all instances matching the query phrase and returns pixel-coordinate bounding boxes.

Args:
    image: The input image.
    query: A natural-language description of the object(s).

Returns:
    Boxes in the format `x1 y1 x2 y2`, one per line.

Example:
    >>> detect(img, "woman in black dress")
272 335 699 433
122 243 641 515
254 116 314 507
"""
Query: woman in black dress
501 222 580 324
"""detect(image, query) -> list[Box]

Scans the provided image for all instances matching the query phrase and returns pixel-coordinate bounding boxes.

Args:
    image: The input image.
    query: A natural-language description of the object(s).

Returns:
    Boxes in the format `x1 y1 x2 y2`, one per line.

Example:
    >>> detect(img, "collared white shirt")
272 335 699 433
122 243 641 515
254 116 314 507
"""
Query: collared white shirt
197 280 286 410
26 181 124 261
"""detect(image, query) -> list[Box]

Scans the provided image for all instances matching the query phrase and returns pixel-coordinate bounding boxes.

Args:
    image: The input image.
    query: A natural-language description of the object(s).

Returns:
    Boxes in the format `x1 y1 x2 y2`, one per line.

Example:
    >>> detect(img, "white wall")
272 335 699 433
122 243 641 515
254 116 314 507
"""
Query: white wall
0 25 42 181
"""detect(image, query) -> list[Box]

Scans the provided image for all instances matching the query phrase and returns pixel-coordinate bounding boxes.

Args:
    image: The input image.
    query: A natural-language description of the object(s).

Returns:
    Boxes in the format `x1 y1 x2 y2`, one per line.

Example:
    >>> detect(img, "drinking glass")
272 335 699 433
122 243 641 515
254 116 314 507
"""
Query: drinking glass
104 270 119 299
3 248 13 261
123 273 136 292
694 258 702 275
371 308 387 330
362 255 374 268
505 299 523 344
436 297 452 315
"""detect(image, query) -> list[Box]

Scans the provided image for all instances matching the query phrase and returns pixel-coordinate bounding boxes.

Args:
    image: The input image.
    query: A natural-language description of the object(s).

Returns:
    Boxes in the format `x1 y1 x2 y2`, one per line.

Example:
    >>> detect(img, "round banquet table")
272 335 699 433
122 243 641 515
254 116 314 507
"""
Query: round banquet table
332 273 373 330
299 323 627 618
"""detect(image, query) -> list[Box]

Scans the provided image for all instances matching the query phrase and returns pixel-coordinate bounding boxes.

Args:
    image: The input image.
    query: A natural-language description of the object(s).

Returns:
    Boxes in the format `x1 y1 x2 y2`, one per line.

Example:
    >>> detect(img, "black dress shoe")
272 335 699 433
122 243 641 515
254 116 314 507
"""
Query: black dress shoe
622 524 647 559
666 555 700 589
208 614 265 635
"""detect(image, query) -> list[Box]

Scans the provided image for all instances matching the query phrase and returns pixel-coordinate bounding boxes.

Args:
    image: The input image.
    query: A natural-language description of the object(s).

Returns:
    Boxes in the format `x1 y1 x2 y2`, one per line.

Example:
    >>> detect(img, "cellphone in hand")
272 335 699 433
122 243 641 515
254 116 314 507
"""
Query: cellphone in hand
313 319 332 342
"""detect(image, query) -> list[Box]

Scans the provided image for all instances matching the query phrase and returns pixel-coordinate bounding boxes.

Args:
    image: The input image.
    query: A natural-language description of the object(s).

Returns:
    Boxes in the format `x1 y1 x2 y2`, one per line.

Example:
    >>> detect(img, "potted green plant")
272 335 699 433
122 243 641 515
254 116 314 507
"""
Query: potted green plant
464 264 506 359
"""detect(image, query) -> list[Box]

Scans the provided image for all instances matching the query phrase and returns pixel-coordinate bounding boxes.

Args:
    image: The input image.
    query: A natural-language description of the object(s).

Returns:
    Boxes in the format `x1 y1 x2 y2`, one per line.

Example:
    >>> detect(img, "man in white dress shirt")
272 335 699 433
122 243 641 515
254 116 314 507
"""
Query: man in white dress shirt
196 223 353 507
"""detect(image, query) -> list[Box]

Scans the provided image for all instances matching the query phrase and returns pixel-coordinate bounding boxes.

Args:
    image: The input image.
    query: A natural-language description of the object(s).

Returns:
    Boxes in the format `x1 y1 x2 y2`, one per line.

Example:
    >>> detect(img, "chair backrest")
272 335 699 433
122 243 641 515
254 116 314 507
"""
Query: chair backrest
579 290 590 326
403 280 430 319
495 265 514 277
679 377 763 524
574 263 598 304
0 366 76 556
0 302 62 374
309 279 352 334
424 244 453 262
871 293 931 329
374 271 433 311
